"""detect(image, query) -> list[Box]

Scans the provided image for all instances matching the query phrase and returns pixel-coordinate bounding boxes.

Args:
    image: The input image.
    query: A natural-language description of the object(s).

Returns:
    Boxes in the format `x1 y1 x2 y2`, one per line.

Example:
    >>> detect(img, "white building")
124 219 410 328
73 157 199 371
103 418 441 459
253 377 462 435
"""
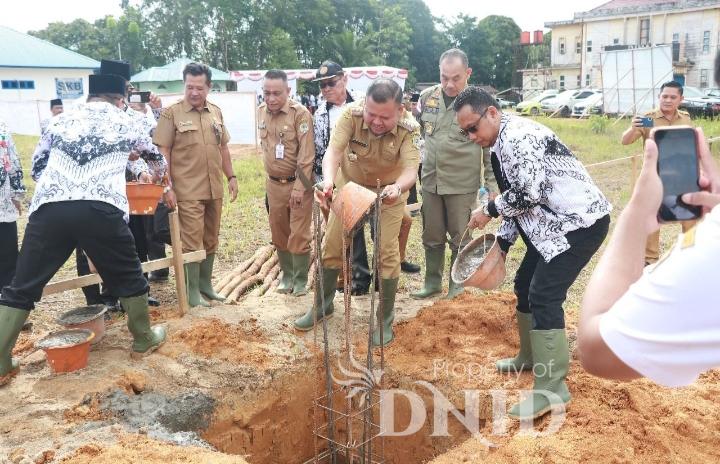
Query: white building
522 0 720 93
0 25 99 134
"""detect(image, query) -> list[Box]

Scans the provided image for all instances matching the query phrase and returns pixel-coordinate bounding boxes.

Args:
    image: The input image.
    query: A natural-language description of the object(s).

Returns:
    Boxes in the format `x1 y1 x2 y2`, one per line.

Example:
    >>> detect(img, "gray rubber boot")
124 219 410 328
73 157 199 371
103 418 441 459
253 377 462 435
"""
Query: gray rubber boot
496 311 534 373
199 253 225 301
372 278 399 347
292 253 311 296
0 306 29 386
294 268 340 331
444 248 465 299
185 262 210 307
120 294 167 358
508 329 571 420
410 248 444 299
277 250 294 294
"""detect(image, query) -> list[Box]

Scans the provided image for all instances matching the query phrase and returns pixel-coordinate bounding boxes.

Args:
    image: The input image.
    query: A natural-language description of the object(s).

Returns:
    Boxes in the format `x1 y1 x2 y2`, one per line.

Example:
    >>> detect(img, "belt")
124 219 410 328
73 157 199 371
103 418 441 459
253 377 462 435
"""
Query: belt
269 175 296 184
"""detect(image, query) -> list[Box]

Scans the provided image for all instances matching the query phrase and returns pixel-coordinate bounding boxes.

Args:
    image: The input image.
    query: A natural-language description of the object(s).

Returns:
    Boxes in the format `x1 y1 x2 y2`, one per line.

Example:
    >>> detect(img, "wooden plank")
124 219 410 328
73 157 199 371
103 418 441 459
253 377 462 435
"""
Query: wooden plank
169 210 189 316
42 250 205 297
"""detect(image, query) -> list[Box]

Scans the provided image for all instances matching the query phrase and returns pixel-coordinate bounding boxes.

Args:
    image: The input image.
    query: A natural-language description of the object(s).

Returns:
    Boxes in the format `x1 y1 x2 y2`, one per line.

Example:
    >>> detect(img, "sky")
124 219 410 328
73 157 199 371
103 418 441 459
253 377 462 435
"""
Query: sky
6 0 606 33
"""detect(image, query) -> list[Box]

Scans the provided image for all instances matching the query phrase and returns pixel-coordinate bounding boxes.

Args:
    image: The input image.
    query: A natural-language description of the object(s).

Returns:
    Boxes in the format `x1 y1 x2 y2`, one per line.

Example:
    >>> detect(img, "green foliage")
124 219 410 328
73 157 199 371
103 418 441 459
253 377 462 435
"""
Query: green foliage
589 115 610 134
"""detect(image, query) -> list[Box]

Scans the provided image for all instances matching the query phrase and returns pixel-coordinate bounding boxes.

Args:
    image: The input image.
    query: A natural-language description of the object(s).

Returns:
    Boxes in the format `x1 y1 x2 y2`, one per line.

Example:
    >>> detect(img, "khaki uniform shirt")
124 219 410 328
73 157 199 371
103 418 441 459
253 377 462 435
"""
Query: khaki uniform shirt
153 99 230 201
257 99 315 192
419 84 482 195
638 108 692 140
328 100 420 189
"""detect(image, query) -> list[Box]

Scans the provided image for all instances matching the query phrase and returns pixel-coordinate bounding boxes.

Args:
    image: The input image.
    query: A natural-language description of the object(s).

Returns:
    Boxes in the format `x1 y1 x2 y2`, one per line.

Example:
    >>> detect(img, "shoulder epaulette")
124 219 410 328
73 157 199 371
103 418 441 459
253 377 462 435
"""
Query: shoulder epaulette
398 112 420 132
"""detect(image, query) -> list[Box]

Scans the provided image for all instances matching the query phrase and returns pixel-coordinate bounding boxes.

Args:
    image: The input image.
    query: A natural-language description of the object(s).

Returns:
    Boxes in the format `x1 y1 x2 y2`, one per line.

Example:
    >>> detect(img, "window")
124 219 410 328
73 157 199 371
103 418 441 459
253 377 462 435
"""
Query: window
1 80 34 90
559 37 566 55
577 75 581 87
576 37 582 54
586 40 593 52
700 69 709 88
586 74 591 86
559 75 565 89
672 33 679 43
639 18 650 45
703 31 710 53
613 38 620 44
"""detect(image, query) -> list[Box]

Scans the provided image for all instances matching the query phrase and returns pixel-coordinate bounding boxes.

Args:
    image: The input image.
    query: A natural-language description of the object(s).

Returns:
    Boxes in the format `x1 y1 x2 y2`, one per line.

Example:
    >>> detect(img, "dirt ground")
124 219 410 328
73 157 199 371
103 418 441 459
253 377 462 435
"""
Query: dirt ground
2 281 720 463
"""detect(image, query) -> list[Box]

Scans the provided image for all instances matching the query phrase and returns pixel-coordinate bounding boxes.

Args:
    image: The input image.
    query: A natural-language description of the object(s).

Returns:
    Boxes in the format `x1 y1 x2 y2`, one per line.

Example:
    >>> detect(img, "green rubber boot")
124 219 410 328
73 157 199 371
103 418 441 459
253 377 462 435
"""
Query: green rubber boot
276 250 294 294
372 278 399 347
508 329 571 420
199 253 225 301
496 311 534 373
0 306 29 386
410 248 444 299
292 253 311 296
294 268 340 331
120 294 167 358
444 248 465 299
185 262 210 307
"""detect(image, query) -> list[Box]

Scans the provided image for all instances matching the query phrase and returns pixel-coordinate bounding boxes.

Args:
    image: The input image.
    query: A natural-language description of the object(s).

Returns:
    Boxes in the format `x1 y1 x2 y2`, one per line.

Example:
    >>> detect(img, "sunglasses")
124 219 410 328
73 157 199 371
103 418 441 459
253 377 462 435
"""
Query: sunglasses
319 78 340 89
459 107 489 137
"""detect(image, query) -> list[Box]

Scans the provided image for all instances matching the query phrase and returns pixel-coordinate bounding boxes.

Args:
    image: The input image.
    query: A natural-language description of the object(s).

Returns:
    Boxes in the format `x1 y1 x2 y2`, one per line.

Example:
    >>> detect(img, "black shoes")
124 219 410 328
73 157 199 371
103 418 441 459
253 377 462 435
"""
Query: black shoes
401 261 421 274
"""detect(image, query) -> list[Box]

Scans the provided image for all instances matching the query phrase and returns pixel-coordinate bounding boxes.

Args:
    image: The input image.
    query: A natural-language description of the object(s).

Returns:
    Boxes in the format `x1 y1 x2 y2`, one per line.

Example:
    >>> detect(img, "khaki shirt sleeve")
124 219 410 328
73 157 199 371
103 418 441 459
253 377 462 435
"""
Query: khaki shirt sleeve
294 112 315 192
398 126 421 170
328 106 354 152
153 108 176 147
218 109 231 144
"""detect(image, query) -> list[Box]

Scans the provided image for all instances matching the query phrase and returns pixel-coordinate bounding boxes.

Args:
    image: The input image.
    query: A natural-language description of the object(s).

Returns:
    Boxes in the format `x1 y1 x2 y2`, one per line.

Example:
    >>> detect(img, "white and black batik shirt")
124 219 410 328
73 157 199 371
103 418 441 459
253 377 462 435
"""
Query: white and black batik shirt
30 101 159 221
0 121 26 223
487 113 611 262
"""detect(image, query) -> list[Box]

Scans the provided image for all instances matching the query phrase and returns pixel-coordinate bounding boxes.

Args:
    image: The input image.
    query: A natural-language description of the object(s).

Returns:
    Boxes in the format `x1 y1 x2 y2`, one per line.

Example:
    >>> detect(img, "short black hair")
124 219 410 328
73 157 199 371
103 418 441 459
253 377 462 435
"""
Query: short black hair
366 78 403 105
264 69 288 82
183 62 212 85
453 86 500 114
660 80 683 95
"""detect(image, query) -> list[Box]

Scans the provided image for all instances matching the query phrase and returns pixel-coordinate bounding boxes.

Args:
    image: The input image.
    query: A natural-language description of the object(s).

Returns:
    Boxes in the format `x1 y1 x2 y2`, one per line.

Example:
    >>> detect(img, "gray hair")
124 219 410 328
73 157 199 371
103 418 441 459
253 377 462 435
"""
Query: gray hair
439 48 469 68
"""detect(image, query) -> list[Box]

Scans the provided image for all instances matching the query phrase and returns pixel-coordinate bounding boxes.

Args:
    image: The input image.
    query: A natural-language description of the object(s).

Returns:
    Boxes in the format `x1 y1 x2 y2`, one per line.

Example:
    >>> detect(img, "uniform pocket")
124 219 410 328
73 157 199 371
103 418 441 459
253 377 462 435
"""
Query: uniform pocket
177 124 199 146
448 122 467 142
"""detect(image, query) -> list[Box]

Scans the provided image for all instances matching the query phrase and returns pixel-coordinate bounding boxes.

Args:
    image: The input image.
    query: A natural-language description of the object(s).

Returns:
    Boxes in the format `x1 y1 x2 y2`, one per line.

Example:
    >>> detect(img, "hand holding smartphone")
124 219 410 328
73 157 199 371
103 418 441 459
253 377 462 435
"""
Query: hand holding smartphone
129 91 151 103
653 126 701 222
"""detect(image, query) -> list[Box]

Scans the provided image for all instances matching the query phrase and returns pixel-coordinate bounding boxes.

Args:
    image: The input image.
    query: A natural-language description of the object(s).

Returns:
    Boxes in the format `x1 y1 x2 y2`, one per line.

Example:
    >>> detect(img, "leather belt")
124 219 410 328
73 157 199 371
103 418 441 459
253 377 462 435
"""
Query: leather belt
269 175 296 184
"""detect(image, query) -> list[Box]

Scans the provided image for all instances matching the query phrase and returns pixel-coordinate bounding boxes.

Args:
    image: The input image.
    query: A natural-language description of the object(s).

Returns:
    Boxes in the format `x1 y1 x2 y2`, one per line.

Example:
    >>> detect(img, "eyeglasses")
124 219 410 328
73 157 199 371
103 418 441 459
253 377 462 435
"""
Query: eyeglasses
319 78 339 89
459 108 489 137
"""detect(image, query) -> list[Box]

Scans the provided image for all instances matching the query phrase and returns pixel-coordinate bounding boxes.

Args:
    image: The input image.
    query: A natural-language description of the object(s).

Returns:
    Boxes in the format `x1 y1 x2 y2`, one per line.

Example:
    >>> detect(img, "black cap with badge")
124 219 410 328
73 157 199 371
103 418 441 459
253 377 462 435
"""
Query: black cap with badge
89 74 126 95
50 98 63 108
313 60 344 82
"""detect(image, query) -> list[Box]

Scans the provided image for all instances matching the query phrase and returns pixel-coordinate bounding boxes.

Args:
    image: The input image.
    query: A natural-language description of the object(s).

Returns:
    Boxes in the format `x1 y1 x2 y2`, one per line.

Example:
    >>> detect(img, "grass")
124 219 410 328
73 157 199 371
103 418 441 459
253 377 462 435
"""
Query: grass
11 114 720 316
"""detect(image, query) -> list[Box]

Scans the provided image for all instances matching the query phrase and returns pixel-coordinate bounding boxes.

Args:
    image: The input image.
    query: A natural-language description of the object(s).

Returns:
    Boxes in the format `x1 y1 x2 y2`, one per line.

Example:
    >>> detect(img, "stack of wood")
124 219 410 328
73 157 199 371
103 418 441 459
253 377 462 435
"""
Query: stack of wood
214 241 319 302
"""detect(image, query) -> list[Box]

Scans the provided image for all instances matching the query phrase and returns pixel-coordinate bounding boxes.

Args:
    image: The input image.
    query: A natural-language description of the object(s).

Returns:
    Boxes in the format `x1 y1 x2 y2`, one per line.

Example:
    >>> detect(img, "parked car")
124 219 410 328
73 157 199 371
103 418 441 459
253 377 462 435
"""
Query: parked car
542 89 601 117
572 92 603 117
495 97 515 109
704 88 720 98
516 90 560 116
680 86 720 118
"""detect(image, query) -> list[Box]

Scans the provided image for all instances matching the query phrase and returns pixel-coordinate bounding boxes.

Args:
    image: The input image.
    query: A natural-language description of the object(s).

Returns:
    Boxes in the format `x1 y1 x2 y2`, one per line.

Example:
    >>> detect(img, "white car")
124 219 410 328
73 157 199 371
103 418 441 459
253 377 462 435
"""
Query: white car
571 92 603 117
542 89 600 117
495 97 515 108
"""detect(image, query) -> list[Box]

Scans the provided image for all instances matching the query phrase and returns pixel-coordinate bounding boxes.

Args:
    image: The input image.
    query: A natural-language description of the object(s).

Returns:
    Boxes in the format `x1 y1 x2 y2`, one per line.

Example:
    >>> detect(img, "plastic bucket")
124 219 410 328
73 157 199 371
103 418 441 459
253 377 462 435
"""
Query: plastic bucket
57 305 107 345
127 182 163 215
330 181 377 235
451 230 506 290
36 329 95 374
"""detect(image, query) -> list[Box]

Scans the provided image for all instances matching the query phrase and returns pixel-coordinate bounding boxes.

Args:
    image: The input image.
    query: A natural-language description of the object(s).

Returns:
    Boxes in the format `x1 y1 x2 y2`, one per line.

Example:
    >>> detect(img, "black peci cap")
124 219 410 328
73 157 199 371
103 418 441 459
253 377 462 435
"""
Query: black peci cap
50 98 63 108
100 59 131 81
89 74 126 95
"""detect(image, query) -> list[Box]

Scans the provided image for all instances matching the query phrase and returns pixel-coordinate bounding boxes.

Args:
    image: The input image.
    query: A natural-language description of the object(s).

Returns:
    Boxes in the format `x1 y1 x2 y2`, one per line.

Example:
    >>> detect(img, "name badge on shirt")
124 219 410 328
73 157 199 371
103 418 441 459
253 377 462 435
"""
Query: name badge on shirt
275 143 285 159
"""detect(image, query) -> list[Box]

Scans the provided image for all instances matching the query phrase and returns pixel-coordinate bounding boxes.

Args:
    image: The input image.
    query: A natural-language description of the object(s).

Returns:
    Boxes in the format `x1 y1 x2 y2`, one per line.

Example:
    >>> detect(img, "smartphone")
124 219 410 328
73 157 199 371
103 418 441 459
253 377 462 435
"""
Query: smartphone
129 91 150 103
640 116 654 128
654 126 701 222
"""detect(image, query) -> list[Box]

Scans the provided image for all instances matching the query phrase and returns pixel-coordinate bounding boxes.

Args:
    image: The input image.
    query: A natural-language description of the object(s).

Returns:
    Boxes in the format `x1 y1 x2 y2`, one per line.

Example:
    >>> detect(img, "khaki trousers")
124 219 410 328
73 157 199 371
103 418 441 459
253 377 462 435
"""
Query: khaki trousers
421 190 476 251
177 199 222 253
266 179 312 254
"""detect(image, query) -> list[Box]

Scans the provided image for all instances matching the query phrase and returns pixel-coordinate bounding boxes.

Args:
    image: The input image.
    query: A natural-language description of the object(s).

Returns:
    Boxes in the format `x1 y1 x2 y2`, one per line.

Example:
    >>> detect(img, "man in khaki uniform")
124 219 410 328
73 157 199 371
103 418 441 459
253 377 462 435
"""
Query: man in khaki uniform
621 80 694 264
412 48 496 300
294 78 420 347
258 70 315 296
154 62 238 307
